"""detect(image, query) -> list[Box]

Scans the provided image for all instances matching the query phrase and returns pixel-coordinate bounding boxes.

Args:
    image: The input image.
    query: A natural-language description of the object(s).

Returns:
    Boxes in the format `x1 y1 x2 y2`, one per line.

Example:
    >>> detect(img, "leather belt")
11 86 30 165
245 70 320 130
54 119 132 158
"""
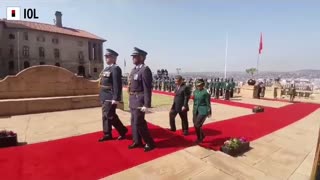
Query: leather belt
129 91 143 95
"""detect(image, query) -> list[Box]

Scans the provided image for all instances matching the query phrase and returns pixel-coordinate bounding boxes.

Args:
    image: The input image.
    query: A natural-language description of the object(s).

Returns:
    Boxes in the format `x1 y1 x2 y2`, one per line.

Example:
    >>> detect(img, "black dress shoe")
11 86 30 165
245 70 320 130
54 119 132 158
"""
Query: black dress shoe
117 128 128 140
200 133 206 141
144 144 155 152
98 135 113 142
117 135 126 140
128 142 143 149
168 128 176 132
183 130 189 136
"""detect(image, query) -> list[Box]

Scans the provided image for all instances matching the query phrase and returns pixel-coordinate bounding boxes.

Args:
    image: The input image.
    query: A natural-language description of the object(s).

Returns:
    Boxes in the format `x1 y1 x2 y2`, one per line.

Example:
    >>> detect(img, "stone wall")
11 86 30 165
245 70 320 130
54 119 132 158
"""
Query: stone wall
0 65 99 99
0 65 125 116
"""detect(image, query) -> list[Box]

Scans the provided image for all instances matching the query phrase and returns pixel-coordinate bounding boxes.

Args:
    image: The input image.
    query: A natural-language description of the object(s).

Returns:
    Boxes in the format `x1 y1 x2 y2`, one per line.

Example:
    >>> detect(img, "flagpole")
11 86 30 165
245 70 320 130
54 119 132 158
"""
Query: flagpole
257 53 260 74
224 32 228 79
17 31 20 72
124 58 126 74
257 32 263 76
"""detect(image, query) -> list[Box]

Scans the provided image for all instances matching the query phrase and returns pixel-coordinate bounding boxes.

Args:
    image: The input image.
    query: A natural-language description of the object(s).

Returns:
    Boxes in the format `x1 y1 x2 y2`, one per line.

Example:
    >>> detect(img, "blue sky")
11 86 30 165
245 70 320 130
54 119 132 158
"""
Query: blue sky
1 0 320 73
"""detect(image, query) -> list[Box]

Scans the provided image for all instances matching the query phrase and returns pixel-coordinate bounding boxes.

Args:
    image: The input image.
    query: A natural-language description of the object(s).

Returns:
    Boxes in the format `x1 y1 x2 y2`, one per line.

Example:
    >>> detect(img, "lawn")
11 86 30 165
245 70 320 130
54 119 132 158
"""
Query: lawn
122 92 173 111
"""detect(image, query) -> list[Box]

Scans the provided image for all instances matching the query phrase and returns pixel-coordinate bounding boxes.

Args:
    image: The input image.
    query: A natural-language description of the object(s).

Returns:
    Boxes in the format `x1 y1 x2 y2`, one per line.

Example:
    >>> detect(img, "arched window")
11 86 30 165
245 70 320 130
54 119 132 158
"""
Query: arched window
78 51 84 60
23 46 29 57
55 62 60 67
78 66 85 76
9 46 14 57
8 61 14 70
54 49 60 59
39 47 45 58
24 61 30 69
9 34 15 39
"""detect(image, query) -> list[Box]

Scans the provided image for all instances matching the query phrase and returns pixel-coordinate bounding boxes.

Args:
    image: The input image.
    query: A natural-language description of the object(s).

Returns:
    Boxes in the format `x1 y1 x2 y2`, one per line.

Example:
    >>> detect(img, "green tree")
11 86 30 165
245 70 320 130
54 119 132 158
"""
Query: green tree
245 68 257 78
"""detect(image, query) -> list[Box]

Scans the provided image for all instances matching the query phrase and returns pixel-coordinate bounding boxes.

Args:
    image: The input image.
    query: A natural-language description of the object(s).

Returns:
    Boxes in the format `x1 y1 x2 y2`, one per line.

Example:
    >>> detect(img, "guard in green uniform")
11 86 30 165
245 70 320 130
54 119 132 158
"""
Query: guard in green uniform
212 78 216 97
220 78 225 96
224 79 232 100
209 78 214 96
230 78 236 98
193 78 212 144
204 78 209 89
214 78 220 99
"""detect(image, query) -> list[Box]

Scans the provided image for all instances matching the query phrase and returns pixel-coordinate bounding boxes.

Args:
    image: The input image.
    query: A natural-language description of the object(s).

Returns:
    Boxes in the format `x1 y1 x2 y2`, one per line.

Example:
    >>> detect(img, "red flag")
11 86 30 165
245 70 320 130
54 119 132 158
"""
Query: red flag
259 33 263 54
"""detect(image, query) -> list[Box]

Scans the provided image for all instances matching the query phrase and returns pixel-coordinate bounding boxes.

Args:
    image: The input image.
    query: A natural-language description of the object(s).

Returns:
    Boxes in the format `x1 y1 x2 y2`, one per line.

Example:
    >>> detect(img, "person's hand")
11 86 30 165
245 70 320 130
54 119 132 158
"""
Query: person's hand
181 106 186 111
140 106 148 112
111 100 119 105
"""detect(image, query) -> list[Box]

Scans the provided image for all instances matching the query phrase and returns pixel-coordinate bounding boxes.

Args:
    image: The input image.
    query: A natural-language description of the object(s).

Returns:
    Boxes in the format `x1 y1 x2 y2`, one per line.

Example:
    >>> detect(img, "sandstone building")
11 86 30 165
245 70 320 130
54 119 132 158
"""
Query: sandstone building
0 11 105 79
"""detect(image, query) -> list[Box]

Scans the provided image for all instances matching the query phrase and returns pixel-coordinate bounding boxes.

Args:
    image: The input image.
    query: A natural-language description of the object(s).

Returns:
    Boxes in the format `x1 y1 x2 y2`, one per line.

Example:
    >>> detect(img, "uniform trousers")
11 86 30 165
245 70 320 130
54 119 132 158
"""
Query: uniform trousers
230 89 234 98
102 101 127 136
225 90 230 100
215 88 220 99
169 110 189 131
193 113 207 140
130 108 155 145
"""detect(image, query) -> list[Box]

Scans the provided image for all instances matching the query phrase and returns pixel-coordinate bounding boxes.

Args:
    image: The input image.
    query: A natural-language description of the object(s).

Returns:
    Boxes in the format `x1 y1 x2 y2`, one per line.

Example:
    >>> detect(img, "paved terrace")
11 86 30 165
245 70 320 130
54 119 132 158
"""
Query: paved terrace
0 96 319 180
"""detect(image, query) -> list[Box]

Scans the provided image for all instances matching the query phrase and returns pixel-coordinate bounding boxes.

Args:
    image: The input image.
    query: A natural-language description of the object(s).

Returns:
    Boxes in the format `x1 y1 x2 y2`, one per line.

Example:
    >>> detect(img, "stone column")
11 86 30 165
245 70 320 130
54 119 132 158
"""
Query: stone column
88 42 92 61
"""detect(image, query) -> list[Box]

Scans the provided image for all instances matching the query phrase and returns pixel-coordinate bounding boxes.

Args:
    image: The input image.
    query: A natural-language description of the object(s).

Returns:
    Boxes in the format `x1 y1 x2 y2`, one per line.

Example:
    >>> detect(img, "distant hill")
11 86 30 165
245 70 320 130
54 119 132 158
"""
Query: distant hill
165 69 320 82
293 69 320 73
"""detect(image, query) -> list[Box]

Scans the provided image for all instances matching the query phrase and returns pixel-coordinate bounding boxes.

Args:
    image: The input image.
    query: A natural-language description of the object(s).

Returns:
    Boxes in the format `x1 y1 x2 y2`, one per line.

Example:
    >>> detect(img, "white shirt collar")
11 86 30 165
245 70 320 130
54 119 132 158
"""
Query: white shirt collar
106 64 115 68
135 64 144 69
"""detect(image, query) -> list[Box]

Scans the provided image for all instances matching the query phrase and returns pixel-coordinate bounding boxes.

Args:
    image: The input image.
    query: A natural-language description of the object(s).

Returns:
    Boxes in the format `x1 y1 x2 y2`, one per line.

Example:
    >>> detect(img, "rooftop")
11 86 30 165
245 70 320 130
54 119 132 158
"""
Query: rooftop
0 19 106 41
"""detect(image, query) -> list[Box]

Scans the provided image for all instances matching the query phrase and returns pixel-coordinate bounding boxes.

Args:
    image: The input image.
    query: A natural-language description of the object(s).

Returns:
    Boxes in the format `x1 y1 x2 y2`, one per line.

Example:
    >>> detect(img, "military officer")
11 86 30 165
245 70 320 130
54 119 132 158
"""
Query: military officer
193 78 212 143
98 49 128 142
128 47 155 152
169 75 191 135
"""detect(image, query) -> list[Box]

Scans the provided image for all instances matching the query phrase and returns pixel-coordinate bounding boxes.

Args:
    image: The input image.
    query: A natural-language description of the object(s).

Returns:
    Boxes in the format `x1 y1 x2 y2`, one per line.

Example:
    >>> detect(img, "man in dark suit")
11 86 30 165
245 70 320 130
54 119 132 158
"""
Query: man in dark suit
169 75 191 135
98 49 128 142
128 47 155 152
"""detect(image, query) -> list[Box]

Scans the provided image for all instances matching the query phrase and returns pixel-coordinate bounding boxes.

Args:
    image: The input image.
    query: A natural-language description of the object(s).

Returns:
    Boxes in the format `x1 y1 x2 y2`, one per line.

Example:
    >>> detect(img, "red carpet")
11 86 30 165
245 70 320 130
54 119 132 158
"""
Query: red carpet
0 124 192 180
177 102 320 150
152 90 276 110
1 90 319 179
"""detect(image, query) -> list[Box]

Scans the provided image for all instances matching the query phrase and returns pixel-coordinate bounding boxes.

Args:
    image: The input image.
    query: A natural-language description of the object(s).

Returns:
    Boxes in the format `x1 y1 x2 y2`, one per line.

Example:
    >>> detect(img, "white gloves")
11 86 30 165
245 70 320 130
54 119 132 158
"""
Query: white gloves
181 106 186 111
111 100 119 105
140 106 148 112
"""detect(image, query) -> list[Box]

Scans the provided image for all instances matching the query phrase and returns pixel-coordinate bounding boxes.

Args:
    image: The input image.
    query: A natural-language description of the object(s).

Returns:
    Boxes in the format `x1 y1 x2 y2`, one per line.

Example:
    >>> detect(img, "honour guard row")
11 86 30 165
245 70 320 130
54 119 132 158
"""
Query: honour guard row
152 77 238 101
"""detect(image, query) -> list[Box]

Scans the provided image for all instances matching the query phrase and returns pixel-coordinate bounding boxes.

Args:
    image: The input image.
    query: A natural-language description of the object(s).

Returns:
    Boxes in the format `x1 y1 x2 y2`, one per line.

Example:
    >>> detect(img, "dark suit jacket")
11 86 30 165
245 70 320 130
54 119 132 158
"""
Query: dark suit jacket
171 83 191 112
